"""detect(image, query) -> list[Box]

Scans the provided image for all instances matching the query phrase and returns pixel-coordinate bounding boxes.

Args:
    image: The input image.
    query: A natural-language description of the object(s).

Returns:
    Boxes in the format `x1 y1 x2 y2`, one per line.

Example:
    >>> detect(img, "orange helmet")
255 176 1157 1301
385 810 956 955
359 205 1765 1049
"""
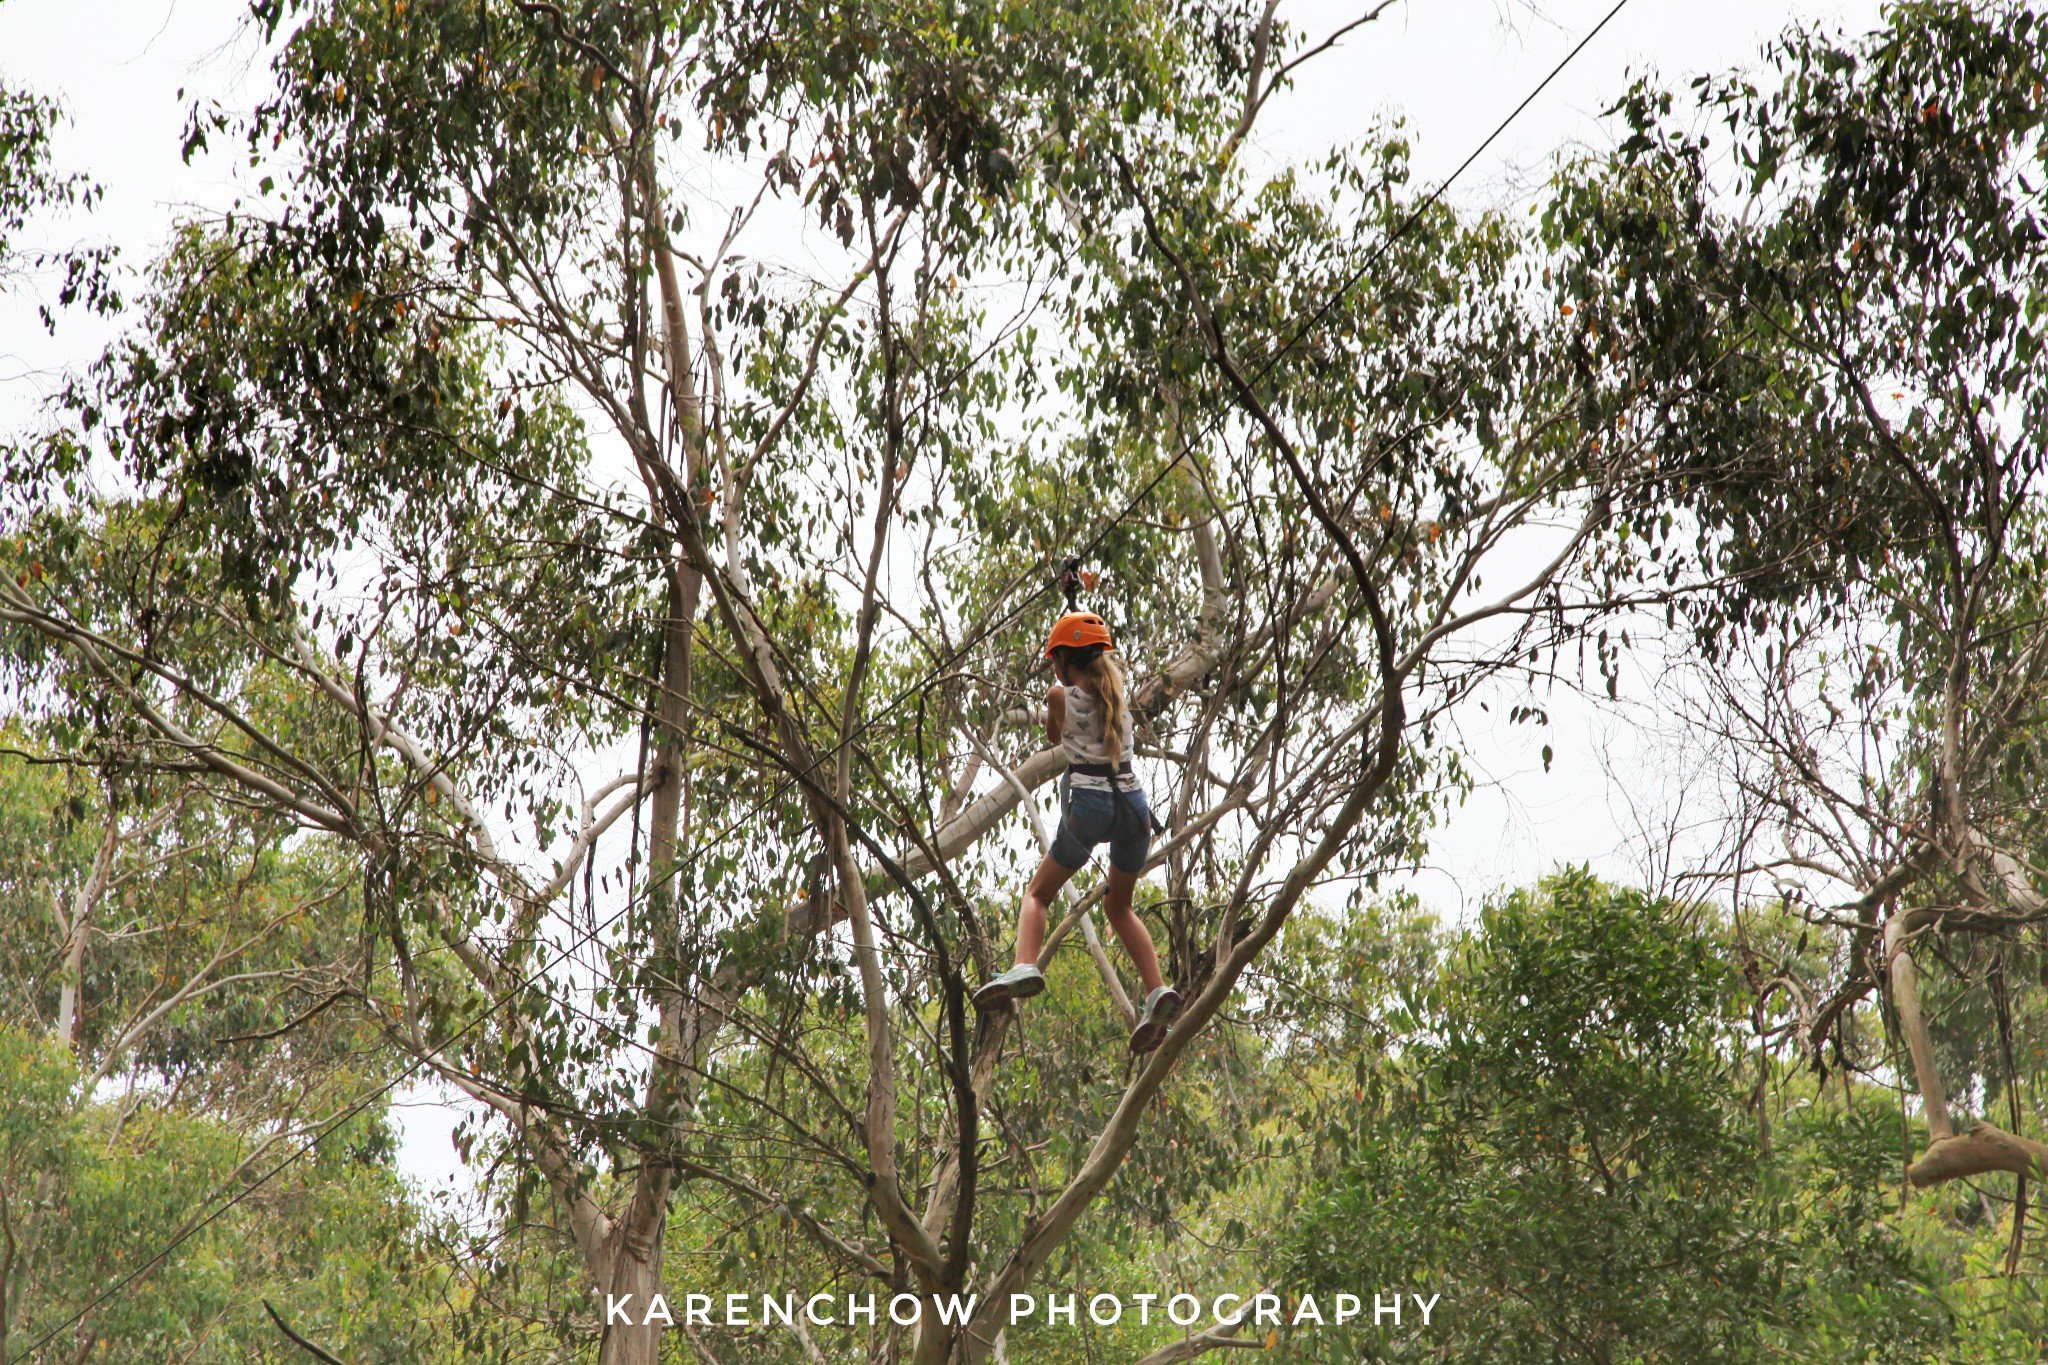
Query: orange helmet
1046 612 1114 657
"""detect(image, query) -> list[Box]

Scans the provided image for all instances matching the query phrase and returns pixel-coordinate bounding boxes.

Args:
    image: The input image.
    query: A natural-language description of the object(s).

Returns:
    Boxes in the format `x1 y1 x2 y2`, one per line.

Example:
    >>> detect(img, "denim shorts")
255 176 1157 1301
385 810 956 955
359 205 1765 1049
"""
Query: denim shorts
1049 785 1152 875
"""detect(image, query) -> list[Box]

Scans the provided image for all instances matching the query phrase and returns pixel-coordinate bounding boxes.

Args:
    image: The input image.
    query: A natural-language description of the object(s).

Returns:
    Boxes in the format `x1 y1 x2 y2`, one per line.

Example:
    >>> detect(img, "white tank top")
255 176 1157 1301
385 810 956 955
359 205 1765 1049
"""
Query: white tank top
1062 682 1132 791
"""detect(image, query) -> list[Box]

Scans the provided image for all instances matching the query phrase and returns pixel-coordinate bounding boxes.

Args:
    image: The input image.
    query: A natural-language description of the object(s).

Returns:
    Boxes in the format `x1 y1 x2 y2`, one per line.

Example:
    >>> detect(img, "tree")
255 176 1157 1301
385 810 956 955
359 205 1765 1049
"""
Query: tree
0 1020 475 1365
0 721 494 1361
1542 0 2048 1195
2 3 1697 1363
1283 873 1954 1364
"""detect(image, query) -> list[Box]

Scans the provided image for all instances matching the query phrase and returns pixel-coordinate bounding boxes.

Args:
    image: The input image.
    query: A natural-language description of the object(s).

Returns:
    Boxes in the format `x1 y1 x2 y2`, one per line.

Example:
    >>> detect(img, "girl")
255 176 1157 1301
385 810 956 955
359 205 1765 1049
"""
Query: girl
971 610 1182 1054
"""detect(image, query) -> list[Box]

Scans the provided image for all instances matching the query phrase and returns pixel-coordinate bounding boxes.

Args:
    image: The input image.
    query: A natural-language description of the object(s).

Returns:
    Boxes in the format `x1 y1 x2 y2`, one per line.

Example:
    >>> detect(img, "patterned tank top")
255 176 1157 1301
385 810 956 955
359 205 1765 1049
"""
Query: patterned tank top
1062 681 1133 792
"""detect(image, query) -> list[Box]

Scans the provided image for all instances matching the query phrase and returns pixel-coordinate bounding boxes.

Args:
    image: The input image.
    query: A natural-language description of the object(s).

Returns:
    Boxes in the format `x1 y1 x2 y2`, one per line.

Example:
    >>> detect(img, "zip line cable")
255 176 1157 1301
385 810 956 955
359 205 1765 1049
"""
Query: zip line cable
23 1 1633 1347
839 0 1641 732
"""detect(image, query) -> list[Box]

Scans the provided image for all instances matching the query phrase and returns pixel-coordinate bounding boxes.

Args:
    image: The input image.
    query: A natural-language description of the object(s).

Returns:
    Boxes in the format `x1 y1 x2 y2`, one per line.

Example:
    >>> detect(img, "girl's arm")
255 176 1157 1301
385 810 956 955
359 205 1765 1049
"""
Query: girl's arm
1045 683 1065 746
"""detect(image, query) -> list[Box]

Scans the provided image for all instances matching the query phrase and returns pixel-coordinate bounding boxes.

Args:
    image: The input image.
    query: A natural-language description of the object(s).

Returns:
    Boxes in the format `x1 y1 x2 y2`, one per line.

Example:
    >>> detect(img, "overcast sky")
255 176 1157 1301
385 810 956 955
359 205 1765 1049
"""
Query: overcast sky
1 0 1888 1196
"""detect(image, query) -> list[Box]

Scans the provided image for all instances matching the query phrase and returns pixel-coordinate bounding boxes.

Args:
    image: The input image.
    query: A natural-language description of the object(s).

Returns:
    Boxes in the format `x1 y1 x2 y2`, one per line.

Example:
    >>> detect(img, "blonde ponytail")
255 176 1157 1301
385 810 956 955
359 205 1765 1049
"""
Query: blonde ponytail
1078 650 1129 765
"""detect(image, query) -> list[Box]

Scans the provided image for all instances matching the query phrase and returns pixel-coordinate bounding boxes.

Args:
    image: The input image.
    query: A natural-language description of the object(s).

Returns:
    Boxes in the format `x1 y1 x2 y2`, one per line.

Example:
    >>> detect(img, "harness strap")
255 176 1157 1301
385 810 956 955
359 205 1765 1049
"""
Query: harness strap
1064 760 1169 837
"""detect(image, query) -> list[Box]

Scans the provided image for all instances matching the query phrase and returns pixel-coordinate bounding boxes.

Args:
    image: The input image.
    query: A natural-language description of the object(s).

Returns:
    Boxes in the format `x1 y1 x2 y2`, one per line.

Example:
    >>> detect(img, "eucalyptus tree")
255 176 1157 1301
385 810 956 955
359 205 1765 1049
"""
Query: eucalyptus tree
0 1016 469 1365
0 730 399 1124
4 3 1672 1363
1542 0 2048 1193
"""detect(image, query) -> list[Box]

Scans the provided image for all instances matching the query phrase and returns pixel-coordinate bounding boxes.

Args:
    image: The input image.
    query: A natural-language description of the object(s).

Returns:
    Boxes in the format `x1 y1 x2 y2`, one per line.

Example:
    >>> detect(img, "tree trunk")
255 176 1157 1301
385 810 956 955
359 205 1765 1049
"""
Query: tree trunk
600 1232 668 1365
598 554 698 1365
54 819 119 1054
53 917 84 1053
1877 905 2048 1188
1885 909 1952 1141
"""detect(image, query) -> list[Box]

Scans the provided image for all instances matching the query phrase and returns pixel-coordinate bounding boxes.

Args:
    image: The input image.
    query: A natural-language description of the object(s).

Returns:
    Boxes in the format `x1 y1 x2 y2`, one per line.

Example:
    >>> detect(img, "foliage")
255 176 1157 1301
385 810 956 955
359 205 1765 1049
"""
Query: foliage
1546 0 2048 654
0 1024 468 1365
0 74 117 328
6 3 2048 1365
1283 874 1954 1364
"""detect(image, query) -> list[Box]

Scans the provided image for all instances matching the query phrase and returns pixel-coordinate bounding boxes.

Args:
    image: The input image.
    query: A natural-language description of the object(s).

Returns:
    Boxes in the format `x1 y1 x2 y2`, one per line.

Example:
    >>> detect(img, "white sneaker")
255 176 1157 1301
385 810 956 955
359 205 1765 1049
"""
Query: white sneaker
1128 986 1182 1054
971 964 1046 1011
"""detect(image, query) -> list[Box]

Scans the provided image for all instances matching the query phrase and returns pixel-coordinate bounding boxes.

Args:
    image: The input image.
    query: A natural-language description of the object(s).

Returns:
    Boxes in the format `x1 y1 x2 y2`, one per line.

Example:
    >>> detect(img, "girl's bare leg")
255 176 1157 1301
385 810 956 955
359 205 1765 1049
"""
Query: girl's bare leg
1101 866 1165 994
1013 854 1077 965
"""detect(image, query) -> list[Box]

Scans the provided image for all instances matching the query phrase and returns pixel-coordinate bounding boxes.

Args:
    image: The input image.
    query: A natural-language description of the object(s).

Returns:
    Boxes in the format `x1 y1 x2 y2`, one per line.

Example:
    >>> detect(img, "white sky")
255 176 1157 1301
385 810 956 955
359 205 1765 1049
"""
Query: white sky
1 0 1886 1195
